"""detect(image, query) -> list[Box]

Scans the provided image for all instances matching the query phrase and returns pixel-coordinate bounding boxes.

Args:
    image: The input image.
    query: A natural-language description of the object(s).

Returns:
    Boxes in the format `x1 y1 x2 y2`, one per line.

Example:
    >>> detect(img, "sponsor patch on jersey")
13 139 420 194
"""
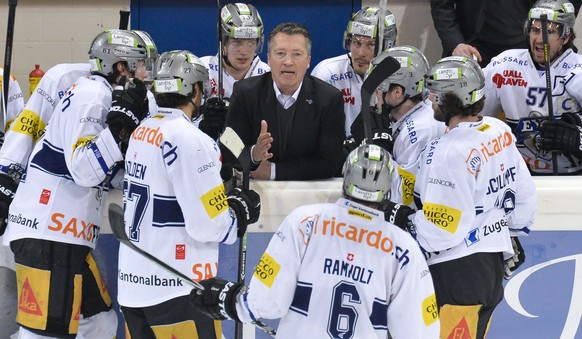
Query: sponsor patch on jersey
39 189 51 205
10 109 45 142
491 70 528 89
15 263 50 330
422 202 461 234
465 227 480 247
348 209 372 220
465 149 482 175
131 125 163 147
422 293 439 326
74 136 93 150
47 213 100 243
175 244 186 260
398 167 416 206
254 252 280 288
201 184 228 219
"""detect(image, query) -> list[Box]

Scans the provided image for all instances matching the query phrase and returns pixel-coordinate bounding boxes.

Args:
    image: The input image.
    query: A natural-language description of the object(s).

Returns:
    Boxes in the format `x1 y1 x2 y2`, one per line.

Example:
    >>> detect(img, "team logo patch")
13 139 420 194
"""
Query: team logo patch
465 228 480 247
422 293 439 326
39 189 51 205
201 184 228 219
15 264 50 330
254 252 280 288
422 202 461 234
10 109 45 142
398 166 416 205
175 244 186 260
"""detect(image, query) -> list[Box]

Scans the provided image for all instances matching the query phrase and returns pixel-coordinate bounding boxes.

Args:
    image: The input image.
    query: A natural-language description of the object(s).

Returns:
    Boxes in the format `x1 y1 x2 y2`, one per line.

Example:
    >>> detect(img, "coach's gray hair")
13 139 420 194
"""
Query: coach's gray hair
268 22 312 54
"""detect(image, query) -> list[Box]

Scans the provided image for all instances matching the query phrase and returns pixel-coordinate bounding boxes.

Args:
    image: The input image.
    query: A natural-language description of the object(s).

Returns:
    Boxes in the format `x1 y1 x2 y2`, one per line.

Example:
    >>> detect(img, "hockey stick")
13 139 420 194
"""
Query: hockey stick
217 0 225 103
377 0 388 54
540 14 559 175
219 126 251 339
2 0 18 133
119 8 130 30
362 55 400 141
107 202 277 337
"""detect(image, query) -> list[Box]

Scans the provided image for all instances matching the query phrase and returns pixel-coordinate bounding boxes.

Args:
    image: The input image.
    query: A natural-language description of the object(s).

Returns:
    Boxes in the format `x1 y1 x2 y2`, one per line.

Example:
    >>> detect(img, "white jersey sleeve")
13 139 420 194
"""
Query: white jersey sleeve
0 63 91 177
2 69 25 128
236 198 439 338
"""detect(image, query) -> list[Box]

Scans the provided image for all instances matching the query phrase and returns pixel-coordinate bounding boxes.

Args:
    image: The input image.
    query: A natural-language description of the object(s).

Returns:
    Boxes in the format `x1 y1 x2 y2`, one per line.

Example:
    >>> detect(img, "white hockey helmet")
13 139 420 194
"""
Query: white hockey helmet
424 56 485 107
525 0 576 39
342 144 394 203
343 7 397 53
89 29 158 80
153 50 210 98
220 3 265 53
374 45 429 97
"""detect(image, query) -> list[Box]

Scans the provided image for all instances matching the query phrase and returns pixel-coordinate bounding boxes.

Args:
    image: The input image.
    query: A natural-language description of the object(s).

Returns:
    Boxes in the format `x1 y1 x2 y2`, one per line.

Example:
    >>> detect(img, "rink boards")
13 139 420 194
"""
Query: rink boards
94 177 582 338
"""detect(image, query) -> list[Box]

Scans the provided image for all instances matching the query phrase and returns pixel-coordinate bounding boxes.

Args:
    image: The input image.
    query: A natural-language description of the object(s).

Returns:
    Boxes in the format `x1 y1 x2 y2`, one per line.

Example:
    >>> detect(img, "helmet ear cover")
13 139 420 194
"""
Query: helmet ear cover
343 7 397 54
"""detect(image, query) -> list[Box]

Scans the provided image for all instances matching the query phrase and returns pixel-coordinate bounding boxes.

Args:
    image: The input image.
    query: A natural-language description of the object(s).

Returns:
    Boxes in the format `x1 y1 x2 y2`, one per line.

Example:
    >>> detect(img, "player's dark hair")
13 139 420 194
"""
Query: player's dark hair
439 93 485 118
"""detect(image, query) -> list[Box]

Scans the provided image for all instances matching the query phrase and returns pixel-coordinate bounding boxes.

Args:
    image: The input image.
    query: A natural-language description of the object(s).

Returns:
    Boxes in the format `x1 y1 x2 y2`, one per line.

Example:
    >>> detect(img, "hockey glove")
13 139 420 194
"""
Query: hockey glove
370 129 394 154
199 97 229 140
537 113 582 159
382 200 415 232
227 188 261 237
190 277 244 322
504 237 525 280
106 77 149 147
0 173 18 236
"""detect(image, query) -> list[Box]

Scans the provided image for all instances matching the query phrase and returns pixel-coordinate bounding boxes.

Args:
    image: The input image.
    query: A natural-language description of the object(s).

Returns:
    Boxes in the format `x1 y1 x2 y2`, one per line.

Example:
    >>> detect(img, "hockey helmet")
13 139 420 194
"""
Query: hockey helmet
342 144 394 203
220 3 264 53
525 0 576 39
424 56 485 107
89 29 158 80
373 45 429 97
343 7 397 53
153 50 210 98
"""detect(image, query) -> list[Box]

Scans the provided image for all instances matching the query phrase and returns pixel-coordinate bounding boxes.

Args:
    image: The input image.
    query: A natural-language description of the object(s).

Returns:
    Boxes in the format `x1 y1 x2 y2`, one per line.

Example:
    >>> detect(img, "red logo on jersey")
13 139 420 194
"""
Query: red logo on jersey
500 163 505 172
18 278 43 315
341 88 356 105
447 317 473 339
39 189 51 205
492 70 528 88
347 253 354 261
176 244 186 260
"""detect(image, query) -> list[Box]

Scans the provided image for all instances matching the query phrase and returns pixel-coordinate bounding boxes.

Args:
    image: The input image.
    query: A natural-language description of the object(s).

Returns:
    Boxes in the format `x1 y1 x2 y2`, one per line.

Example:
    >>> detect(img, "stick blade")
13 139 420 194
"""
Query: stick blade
219 127 245 158
362 55 401 95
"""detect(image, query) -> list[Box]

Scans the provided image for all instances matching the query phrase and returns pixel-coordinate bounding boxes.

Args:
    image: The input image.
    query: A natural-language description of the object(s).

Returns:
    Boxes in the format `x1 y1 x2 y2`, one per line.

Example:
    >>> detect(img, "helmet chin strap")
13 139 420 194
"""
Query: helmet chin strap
381 91 408 120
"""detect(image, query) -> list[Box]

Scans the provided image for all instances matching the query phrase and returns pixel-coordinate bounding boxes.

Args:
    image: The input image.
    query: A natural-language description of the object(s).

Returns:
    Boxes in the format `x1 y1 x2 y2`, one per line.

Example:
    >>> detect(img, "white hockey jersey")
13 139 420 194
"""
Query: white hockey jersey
311 54 362 137
237 198 440 339
200 54 269 99
411 117 536 266
391 100 446 206
117 107 238 307
0 67 25 131
481 48 582 174
3 76 123 248
0 63 91 179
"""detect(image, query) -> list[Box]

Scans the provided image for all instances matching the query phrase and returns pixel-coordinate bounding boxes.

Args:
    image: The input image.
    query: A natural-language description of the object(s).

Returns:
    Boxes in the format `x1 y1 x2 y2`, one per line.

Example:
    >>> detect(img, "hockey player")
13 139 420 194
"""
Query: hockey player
351 46 446 206
117 50 260 338
2 29 158 338
311 7 397 138
390 56 536 339
481 0 582 175
191 144 440 339
199 3 270 139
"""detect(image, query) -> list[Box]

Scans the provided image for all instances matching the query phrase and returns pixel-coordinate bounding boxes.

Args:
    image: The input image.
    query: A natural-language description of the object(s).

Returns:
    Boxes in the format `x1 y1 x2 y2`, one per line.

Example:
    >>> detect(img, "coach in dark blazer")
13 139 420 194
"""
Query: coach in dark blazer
225 22 345 181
